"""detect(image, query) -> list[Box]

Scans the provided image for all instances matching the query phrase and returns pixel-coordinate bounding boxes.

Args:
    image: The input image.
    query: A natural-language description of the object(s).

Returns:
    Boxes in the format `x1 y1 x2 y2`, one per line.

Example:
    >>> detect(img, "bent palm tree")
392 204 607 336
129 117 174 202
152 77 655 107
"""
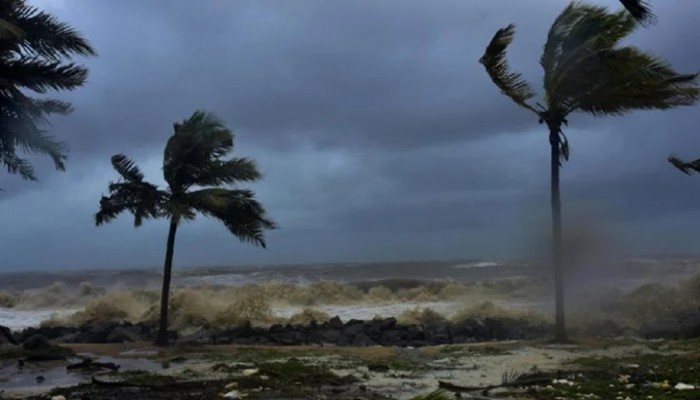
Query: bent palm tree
95 110 277 346
479 1 698 342
0 0 96 184
668 155 700 175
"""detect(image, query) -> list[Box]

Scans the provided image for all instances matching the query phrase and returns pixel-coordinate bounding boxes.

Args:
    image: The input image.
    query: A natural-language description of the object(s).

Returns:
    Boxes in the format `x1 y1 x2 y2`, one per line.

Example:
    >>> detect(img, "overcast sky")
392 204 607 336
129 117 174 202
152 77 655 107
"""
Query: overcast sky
1 0 699 271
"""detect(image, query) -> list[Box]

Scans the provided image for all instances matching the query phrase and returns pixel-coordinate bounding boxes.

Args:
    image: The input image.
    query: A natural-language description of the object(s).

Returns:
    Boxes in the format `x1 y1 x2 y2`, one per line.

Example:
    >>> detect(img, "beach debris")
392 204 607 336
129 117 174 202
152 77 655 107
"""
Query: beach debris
51 396 67 400
242 368 259 376
652 380 671 389
674 383 696 390
617 374 630 383
222 390 243 398
225 382 239 390
35 375 45 383
552 378 574 386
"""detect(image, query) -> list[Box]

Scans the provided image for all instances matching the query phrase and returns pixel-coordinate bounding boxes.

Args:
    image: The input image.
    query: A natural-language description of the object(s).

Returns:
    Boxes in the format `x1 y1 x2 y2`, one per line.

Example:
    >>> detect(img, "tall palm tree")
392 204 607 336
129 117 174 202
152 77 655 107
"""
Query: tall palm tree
95 110 277 346
0 0 96 184
479 1 699 342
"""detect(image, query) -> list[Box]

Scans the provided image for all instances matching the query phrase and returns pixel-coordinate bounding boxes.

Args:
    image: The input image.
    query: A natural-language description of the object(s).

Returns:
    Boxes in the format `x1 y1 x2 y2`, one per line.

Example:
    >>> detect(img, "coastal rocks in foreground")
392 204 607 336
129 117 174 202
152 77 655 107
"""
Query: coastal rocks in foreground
11 317 549 347
8 307 700 348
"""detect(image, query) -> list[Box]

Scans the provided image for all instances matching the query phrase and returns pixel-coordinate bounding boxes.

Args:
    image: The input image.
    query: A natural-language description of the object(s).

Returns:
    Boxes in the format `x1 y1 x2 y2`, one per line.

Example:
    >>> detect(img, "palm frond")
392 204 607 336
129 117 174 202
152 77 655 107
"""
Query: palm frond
0 151 35 180
479 24 538 114
111 154 145 182
8 2 96 59
185 188 277 248
95 180 165 227
619 0 655 26
0 17 24 40
192 157 262 187
163 110 236 191
668 154 700 175
409 390 454 400
542 4 638 111
573 48 699 116
0 57 89 93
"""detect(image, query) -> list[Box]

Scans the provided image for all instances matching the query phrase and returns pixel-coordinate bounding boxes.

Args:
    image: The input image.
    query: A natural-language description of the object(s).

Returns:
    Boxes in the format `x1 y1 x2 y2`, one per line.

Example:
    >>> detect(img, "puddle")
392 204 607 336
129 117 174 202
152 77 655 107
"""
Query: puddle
0 353 186 394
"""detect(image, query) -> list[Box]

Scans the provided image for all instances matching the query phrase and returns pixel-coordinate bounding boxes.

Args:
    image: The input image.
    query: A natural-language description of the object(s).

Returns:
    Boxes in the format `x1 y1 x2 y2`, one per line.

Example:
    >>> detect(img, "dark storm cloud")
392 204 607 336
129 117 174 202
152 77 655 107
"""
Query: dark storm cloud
40 0 558 155
0 0 699 270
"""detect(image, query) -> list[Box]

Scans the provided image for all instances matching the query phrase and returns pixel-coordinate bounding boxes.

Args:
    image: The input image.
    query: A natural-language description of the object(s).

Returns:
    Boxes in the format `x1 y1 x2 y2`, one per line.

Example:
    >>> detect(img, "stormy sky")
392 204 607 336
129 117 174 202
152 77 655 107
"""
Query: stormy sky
1 0 699 271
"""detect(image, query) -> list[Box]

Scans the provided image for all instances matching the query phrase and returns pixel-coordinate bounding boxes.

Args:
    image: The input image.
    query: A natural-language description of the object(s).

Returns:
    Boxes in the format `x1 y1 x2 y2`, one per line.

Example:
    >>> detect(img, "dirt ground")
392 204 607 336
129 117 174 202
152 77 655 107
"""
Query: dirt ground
1 339 698 400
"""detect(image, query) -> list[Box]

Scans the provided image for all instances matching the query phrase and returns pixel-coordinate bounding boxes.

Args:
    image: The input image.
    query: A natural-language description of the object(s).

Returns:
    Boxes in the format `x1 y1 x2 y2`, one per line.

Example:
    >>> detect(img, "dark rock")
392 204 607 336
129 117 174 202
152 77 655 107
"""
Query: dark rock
376 317 397 331
106 326 143 343
343 323 365 338
424 323 452 344
640 319 680 340
179 329 211 345
269 324 285 333
351 333 376 347
69 322 121 343
316 329 349 345
0 325 19 345
17 326 75 343
22 334 50 350
328 316 343 329
268 329 308 345
453 318 490 341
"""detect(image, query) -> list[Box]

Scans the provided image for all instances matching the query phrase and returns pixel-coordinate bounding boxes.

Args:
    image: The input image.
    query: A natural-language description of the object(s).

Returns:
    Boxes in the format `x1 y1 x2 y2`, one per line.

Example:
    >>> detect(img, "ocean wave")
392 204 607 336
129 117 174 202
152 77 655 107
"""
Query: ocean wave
453 261 502 269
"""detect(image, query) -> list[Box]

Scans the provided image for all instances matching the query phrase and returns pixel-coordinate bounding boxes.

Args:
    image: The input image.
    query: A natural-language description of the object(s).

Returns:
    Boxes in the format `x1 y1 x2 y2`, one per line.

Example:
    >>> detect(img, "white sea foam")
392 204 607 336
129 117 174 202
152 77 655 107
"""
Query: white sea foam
453 261 501 269
0 308 78 331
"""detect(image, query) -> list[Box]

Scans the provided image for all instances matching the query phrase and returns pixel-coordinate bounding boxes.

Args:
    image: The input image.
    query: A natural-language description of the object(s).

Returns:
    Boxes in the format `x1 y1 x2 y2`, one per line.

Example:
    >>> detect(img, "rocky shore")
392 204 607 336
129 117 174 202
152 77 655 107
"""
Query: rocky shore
2 308 700 352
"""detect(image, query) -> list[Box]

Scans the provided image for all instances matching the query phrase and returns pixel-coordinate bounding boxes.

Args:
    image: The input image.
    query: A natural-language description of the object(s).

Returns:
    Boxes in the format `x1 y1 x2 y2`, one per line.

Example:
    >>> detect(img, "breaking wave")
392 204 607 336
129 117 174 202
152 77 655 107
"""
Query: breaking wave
2 274 699 332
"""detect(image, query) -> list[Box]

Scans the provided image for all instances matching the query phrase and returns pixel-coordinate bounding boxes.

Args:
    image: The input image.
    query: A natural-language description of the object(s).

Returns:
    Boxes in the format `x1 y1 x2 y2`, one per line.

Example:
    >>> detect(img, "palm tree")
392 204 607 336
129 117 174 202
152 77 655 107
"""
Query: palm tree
618 0 655 25
0 0 96 184
668 155 700 175
95 110 277 346
479 1 699 342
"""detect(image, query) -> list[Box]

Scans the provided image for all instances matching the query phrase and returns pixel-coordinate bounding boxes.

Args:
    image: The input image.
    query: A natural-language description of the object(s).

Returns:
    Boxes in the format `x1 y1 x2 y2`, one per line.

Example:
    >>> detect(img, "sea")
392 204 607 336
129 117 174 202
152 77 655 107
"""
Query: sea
1 257 698 331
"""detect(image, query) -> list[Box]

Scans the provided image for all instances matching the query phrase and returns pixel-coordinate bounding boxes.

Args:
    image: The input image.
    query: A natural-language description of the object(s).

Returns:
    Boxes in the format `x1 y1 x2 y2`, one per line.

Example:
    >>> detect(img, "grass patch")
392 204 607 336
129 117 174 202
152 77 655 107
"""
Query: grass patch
523 352 700 400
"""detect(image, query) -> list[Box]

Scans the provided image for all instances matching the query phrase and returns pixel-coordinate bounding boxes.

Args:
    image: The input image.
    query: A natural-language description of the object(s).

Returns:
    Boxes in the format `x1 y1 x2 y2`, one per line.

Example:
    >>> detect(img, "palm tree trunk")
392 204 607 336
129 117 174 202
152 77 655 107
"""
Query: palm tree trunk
155 218 178 346
549 125 567 343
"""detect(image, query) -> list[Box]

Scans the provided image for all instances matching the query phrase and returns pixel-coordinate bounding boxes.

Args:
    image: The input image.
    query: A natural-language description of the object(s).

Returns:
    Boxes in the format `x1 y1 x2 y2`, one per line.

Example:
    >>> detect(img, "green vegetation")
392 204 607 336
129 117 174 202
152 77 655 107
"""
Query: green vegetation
479 0 700 342
0 0 95 184
95 110 277 346
525 352 700 400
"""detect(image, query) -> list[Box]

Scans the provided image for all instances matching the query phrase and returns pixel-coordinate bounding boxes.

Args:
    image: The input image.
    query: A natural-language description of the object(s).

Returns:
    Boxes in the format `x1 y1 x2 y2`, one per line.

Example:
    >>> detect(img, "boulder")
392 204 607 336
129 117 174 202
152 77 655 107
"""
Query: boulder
328 316 343 329
106 326 143 343
351 333 377 347
22 334 50 350
0 325 18 345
